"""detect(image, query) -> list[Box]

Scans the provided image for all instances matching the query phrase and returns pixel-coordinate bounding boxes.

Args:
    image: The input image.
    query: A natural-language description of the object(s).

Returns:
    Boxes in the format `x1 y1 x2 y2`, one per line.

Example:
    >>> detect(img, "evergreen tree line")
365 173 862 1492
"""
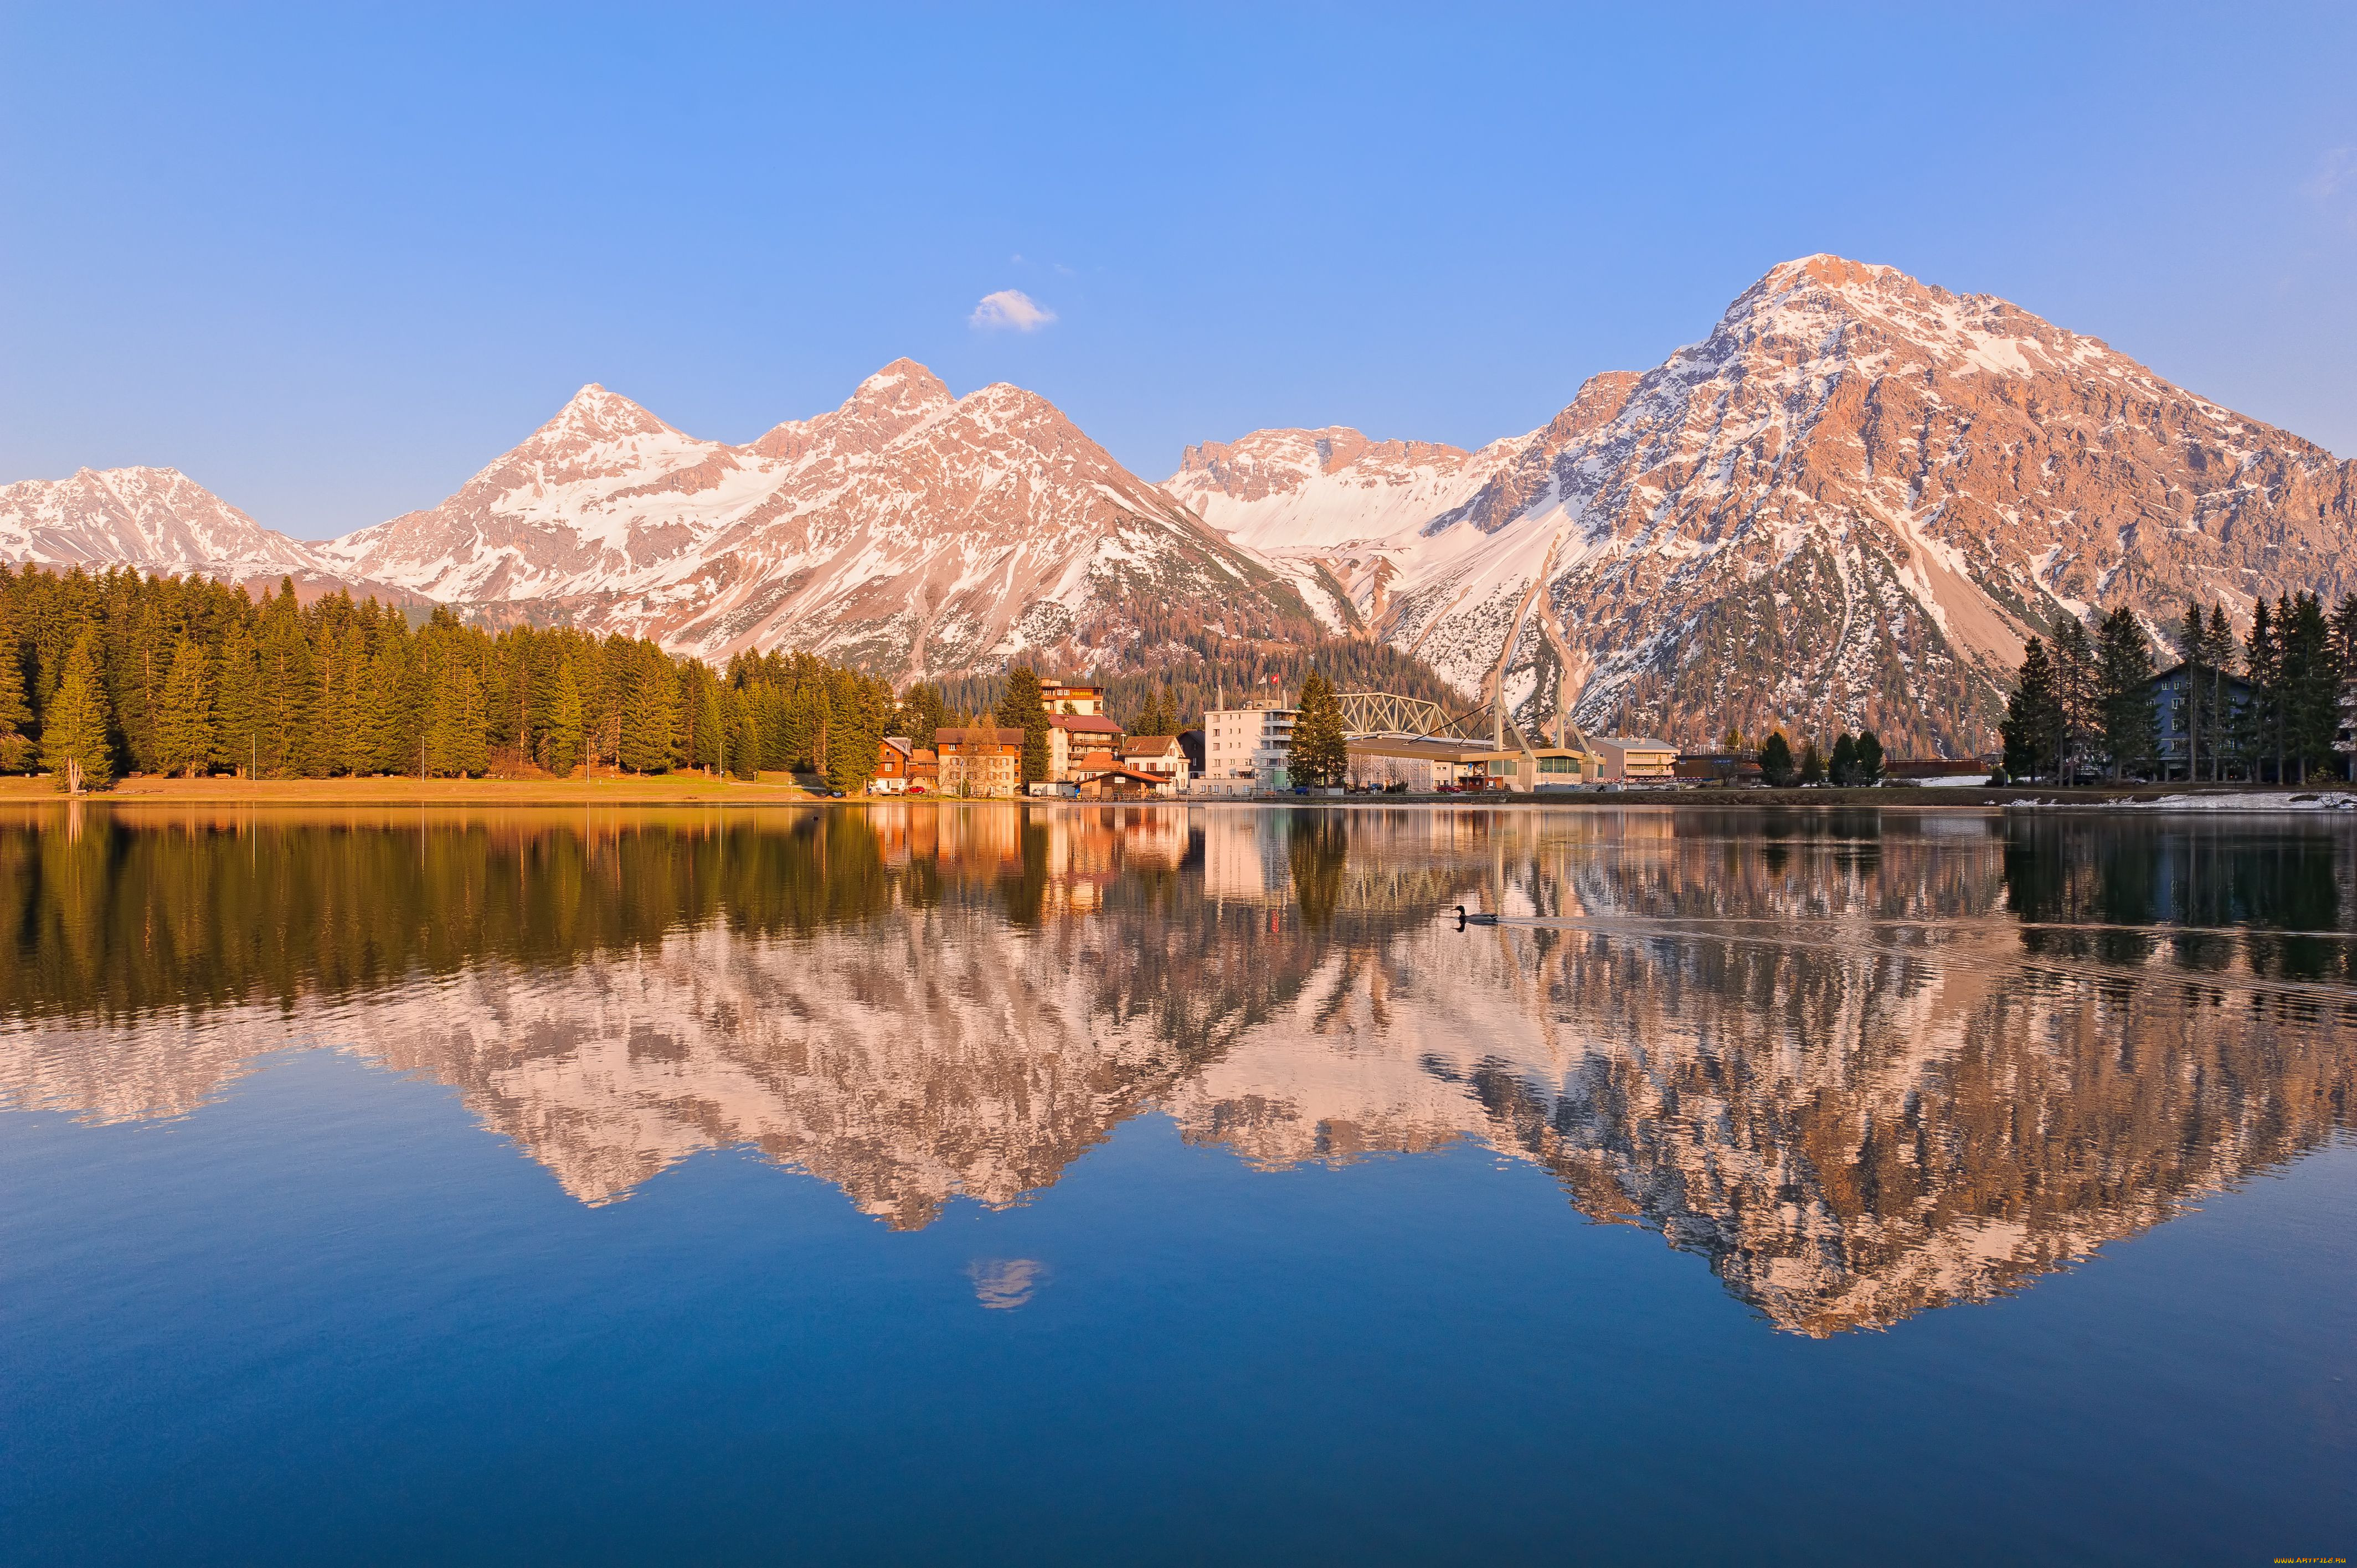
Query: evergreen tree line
2000 594 2357 785
0 564 913 792
1755 729 1885 787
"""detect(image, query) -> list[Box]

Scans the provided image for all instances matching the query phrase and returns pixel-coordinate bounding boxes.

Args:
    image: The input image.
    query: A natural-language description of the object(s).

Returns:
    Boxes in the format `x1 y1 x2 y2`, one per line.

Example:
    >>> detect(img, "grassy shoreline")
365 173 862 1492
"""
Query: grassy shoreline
2 775 2347 809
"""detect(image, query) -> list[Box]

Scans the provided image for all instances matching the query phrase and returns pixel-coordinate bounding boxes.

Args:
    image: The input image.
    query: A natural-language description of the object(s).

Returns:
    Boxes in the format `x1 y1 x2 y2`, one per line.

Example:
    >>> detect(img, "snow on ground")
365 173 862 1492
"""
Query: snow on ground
2006 792 2357 813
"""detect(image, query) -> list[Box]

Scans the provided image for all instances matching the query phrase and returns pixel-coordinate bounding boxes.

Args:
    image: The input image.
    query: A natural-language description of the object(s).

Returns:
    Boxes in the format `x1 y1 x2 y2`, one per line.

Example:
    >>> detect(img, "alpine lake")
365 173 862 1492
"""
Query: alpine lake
1 801 2351 1565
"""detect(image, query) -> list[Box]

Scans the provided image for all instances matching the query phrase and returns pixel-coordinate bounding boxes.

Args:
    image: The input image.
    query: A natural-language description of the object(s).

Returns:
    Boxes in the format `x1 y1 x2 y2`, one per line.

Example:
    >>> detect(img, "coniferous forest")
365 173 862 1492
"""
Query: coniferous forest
0 564 907 791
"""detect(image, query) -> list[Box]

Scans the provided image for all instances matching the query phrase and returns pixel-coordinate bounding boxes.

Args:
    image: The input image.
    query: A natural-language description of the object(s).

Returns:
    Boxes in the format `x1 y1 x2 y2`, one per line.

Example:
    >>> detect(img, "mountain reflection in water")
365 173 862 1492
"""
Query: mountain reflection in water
2 803 2351 1337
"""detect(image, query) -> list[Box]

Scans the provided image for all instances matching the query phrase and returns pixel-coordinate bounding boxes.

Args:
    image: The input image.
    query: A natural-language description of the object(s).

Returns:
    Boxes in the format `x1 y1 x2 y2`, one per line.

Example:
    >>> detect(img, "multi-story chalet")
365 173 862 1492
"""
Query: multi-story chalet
1047 713 1125 781
907 747 939 794
872 736 914 794
1119 734 1189 792
2146 661 2256 780
933 728 1024 797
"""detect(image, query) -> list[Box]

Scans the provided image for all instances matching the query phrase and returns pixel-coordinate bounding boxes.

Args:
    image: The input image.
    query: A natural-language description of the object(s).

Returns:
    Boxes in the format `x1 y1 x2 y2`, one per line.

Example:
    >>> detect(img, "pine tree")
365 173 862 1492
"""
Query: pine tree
359 635 413 775
422 644 489 776
255 581 318 776
2000 636 2062 783
2246 599 2283 782
2282 591 2338 783
2050 616 2098 783
2334 595 2357 783
2095 606 2159 780
1131 687 1178 737
1853 729 1885 786
1829 733 1859 787
1290 670 1349 788
995 666 1052 787
43 632 116 793
896 682 945 750
156 636 217 777
619 661 676 773
0 586 31 772
1757 730 1795 787
541 661 585 776
213 618 263 777
1798 740 1826 786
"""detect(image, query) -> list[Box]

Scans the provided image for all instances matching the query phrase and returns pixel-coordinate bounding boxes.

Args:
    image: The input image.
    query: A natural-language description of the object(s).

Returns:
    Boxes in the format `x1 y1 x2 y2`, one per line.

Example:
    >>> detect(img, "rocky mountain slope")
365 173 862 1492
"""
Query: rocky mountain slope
0 465 305 572
1169 256 2357 754
320 361 1323 680
0 465 392 601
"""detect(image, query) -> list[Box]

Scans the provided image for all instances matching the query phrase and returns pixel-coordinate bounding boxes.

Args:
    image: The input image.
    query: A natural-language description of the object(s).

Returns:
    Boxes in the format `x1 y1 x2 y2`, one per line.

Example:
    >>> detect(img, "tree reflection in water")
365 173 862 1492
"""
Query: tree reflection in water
2 802 2351 1334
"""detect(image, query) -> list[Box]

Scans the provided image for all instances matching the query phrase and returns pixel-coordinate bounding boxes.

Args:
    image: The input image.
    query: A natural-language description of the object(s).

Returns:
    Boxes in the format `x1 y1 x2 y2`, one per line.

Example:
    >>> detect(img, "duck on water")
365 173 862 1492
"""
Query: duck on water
1454 906 1500 928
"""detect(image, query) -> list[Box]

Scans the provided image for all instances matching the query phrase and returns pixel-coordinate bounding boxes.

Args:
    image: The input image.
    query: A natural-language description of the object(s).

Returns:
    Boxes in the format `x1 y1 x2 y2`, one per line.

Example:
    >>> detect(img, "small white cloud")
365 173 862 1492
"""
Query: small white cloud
970 288 1057 332
1010 252 1026 264
1051 261 1077 278
2305 147 2355 198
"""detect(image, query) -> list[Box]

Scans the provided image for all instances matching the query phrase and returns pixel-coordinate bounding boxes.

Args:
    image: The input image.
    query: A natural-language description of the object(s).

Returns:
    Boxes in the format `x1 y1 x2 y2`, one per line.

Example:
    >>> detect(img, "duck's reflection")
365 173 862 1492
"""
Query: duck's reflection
2 803 2351 1334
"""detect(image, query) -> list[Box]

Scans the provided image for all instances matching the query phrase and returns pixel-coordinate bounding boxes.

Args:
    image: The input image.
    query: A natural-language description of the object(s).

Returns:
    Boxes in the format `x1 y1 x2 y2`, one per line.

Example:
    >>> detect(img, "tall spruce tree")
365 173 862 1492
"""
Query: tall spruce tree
1853 729 1885 786
619 659 676 774
43 632 116 793
1829 733 1859 786
2001 636 2062 782
2246 599 2284 782
156 636 216 777
2050 616 2098 783
1290 671 1349 788
541 661 585 776
995 666 1053 787
2095 606 2159 780
2283 591 2339 783
0 587 31 771
1757 730 1795 787
213 618 263 777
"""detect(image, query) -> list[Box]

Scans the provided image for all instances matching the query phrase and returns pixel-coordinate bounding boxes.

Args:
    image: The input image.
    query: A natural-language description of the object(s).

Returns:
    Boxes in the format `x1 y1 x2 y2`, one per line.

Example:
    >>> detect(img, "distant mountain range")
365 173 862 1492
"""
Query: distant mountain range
7 256 2352 751
1169 256 2357 752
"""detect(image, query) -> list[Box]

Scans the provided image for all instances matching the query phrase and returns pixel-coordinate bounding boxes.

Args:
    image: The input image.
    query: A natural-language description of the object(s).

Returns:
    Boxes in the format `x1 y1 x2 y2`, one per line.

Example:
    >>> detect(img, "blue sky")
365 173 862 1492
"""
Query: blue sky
3 3 2353 539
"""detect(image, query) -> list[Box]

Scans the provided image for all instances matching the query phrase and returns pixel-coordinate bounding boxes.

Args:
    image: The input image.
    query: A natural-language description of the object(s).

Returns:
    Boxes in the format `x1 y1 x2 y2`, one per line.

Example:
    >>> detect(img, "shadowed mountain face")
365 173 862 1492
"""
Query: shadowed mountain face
2 804 2351 1333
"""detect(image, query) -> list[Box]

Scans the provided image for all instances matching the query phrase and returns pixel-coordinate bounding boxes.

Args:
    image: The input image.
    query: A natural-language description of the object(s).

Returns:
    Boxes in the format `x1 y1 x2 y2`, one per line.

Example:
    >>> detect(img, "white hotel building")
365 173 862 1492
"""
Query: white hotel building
1200 700 1298 794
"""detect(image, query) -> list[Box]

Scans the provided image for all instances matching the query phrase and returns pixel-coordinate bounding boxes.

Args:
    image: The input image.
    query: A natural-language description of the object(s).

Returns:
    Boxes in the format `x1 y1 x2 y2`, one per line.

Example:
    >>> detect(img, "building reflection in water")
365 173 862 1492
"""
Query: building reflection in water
1 803 2351 1337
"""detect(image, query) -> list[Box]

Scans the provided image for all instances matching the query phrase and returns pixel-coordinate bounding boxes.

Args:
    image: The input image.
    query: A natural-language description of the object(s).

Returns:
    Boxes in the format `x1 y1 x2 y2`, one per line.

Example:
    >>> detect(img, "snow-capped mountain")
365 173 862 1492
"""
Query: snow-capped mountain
0 466 324 578
322 360 1318 678
1169 256 2357 754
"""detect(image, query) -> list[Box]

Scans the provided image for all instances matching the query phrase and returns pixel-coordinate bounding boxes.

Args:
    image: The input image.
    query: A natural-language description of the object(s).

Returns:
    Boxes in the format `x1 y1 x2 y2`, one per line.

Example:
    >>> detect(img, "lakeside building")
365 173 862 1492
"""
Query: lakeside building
1041 679 1105 715
1460 746 1602 791
907 747 939 793
1120 735 1190 792
2147 662 2258 780
1674 751 1764 786
1343 736 1488 792
1048 713 1125 781
1069 750 1171 798
1201 699 1297 794
1593 736 1679 783
934 728 1023 797
871 736 914 794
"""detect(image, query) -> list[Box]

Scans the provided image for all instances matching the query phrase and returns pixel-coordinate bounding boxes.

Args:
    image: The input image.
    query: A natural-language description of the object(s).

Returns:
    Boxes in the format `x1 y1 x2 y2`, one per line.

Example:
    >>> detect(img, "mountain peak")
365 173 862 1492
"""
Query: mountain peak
848 359 954 413
1760 254 1907 295
542 383 672 445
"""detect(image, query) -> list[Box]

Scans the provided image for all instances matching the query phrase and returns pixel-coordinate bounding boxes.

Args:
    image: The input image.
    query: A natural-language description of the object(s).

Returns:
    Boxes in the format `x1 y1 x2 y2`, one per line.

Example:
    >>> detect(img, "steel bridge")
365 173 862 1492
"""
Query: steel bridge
1335 692 1495 742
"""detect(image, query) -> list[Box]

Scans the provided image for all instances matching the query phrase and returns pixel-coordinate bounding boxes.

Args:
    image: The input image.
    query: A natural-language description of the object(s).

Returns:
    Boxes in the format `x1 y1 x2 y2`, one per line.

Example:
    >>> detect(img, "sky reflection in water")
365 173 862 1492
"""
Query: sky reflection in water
1 803 2351 1564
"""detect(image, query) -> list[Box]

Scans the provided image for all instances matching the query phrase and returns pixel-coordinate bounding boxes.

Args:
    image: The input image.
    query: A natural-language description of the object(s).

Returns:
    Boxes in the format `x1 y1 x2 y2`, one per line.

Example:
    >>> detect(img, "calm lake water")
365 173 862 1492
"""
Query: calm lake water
2 803 2351 1564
